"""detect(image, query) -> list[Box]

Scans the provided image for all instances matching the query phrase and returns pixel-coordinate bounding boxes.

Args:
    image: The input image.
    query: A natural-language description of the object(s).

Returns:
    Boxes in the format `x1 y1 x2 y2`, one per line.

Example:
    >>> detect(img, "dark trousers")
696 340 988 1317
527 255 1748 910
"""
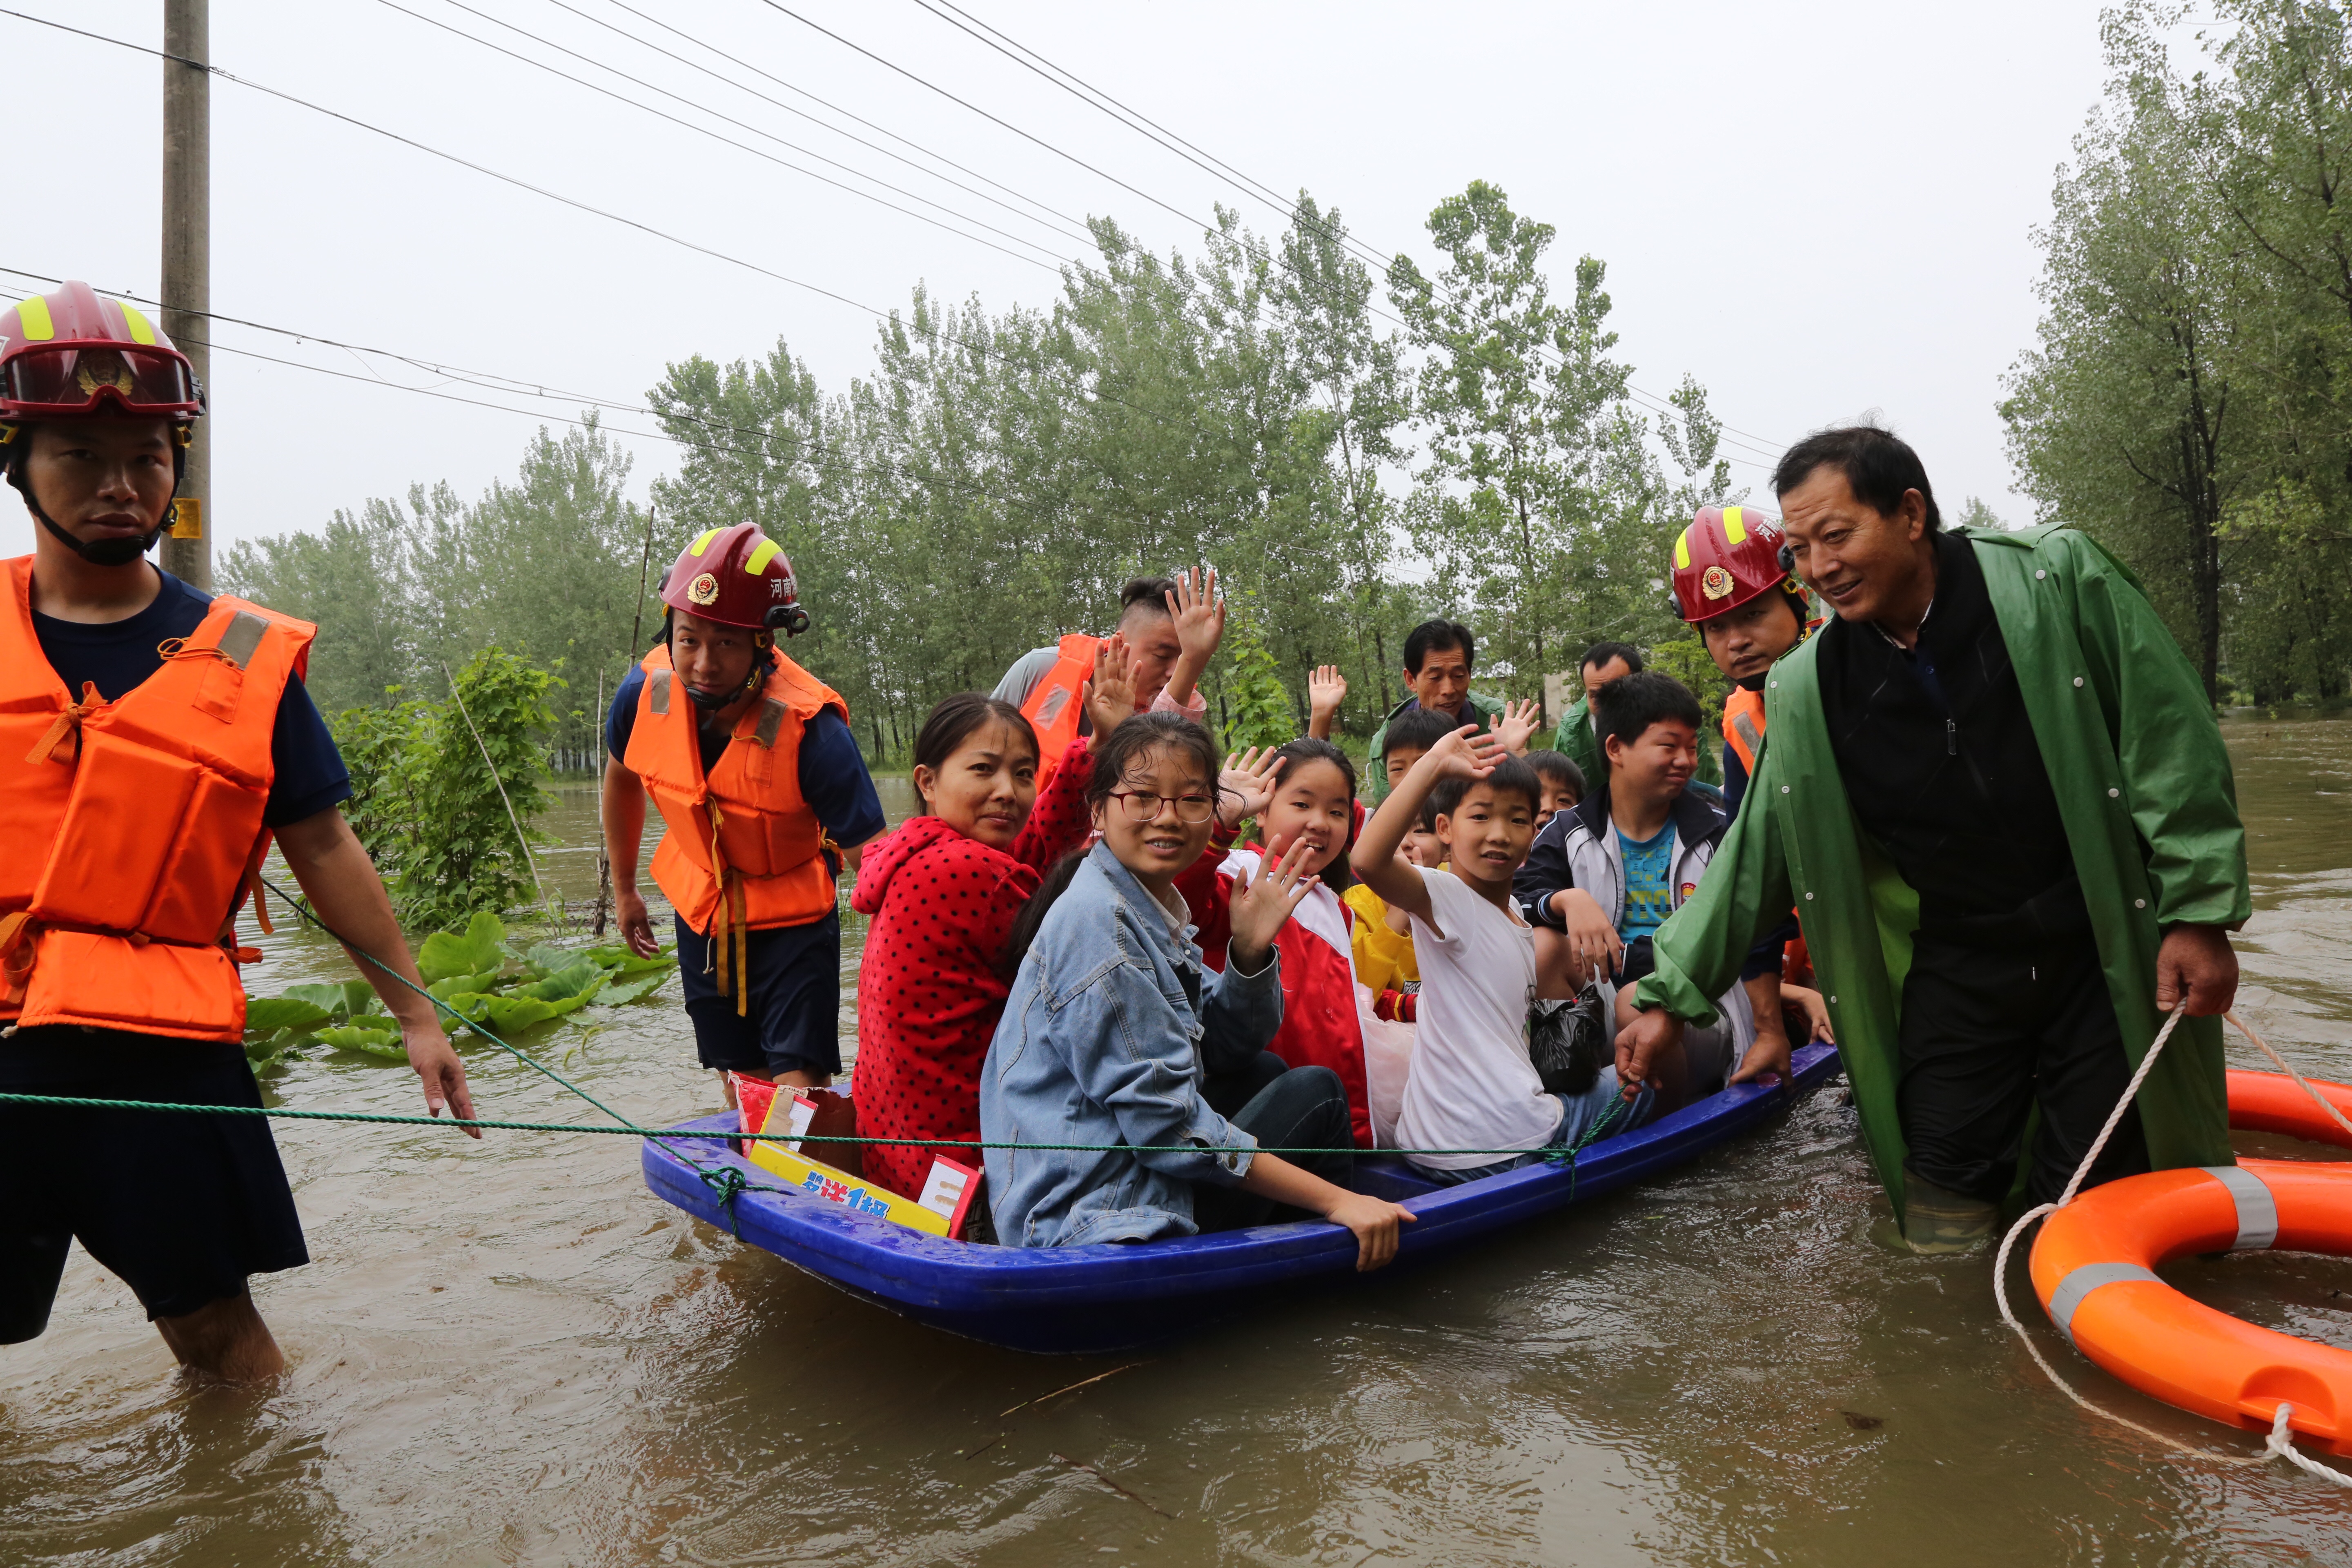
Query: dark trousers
1897 931 2148 1207
1194 1061 1355 1232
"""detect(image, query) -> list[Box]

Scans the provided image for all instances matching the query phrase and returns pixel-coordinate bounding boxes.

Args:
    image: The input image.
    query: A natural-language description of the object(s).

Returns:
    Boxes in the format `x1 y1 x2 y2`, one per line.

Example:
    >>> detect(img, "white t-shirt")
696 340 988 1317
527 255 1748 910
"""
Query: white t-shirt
1394 866 1564 1170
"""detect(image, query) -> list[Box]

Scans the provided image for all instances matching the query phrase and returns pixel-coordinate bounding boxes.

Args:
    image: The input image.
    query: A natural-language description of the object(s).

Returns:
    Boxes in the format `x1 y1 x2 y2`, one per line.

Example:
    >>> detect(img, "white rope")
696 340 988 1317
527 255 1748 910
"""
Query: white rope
1991 1004 2352 1488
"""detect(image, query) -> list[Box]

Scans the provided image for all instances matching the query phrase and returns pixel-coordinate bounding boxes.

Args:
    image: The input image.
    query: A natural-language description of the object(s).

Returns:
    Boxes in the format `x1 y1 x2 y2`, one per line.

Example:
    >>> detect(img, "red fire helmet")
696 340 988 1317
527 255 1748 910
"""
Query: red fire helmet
0 281 204 428
659 522 810 637
1670 505 1799 623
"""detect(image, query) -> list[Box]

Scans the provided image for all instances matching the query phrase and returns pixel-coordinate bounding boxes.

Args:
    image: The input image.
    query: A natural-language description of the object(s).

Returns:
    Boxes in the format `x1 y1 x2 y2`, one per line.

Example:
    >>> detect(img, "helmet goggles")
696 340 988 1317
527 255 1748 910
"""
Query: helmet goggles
2 342 201 419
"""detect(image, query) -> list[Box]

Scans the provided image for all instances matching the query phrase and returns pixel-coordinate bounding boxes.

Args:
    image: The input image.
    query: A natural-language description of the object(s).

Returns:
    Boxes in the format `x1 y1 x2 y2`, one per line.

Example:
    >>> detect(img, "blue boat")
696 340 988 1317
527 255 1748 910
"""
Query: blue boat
640 1042 1841 1354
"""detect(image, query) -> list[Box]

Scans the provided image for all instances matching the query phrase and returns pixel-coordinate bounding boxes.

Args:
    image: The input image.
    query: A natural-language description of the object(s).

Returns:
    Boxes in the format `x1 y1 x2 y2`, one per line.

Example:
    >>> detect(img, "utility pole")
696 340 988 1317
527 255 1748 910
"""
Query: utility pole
160 0 211 589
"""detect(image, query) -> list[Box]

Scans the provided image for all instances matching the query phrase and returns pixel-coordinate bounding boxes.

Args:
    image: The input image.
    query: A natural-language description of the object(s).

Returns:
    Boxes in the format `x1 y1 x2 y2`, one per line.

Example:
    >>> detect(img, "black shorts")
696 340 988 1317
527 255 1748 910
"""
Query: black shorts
674 911 844 1078
0 1027 310 1341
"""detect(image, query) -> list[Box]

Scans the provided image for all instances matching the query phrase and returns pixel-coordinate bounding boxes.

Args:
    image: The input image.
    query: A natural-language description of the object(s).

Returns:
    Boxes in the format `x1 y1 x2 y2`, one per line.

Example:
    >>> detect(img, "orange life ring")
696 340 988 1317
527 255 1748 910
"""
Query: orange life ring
2227 1067 2352 1152
2029 1159 2352 1455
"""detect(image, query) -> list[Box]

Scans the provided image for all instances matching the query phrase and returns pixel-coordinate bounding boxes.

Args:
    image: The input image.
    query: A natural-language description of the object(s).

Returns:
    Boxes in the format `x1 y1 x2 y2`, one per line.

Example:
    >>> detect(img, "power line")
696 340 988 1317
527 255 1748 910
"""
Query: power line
370 0 1076 271
542 0 1096 243
744 0 1777 468
905 0 1791 463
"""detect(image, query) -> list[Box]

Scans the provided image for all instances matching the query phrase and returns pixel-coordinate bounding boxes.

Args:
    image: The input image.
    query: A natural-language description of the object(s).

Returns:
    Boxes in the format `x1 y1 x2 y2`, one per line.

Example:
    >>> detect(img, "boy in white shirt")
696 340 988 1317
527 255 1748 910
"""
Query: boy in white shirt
1350 723 1658 1185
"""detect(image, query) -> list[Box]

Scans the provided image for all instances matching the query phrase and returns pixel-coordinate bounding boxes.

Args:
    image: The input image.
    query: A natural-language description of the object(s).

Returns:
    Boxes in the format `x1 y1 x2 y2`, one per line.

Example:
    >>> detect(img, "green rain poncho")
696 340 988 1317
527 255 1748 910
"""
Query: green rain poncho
1633 524 2251 1222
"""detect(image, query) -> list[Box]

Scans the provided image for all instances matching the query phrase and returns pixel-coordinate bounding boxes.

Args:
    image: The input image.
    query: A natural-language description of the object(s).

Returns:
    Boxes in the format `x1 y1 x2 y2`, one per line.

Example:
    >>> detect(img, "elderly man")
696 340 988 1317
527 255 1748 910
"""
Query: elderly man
1615 426 2247 1252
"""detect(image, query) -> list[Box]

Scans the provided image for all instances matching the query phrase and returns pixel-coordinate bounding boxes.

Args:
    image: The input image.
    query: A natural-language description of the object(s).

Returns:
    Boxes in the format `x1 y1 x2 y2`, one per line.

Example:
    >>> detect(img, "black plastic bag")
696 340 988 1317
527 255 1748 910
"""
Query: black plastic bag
1528 985 1610 1097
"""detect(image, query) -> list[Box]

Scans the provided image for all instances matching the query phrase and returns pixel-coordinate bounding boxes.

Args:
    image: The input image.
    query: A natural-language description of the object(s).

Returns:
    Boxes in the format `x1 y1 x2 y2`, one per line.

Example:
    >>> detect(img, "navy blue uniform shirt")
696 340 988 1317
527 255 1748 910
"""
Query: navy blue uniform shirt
605 663 886 851
30 569 352 827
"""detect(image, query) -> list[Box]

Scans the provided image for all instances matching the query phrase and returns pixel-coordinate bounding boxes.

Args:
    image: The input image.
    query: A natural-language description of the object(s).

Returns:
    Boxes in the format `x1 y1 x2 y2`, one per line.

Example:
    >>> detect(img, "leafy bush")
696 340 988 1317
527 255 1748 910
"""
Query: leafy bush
335 648 560 928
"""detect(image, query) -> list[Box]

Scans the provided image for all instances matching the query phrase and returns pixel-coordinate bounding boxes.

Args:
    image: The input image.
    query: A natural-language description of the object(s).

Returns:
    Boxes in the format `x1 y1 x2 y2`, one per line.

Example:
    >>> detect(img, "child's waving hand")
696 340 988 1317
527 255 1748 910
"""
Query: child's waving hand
1488 698 1543 756
1083 632 1140 736
1228 837 1320 972
1216 745 1282 829
1307 665 1347 739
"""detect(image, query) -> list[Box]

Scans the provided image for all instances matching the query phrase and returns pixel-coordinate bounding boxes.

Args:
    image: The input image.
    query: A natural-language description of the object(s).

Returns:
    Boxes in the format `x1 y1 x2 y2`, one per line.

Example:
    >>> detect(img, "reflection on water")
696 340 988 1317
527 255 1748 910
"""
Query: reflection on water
7 731 2352 1564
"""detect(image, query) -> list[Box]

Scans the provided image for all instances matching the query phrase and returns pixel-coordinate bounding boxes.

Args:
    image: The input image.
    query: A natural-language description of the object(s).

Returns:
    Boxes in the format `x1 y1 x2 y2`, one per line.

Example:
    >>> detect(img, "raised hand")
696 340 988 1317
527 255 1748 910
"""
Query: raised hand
1082 631 1140 737
1489 698 1542 756
1228 836 1320 973
1217 745 1282 829
1307 664 1347 739
1422 723 1507 782
1166 566 1227 666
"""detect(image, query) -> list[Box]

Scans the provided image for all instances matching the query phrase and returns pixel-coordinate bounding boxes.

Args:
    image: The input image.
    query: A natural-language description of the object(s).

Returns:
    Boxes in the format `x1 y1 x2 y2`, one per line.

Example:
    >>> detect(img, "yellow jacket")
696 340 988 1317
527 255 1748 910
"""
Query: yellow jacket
1343 882 1417 994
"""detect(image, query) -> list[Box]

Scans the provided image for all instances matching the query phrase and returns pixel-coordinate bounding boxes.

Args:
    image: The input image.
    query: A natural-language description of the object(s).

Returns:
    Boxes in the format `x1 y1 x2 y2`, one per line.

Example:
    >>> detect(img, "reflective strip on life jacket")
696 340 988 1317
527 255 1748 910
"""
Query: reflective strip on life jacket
1020 633 1100 789
1723 683 1765 778
624 643 849 1012
0 555 312 1042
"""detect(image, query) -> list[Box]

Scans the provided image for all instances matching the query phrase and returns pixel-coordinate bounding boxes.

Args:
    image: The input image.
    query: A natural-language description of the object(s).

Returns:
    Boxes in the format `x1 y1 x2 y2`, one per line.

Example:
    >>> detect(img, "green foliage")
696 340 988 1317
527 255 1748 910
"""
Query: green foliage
335 653 558 928
242 920 678 1073
2005 0 2352 702
1216 601 1298 750
229 186 1748 764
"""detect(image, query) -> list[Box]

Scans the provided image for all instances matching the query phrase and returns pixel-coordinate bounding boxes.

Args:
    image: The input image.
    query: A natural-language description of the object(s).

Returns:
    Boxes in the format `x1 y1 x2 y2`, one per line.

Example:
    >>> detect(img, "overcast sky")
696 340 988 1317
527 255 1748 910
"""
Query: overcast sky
3 0 2118 565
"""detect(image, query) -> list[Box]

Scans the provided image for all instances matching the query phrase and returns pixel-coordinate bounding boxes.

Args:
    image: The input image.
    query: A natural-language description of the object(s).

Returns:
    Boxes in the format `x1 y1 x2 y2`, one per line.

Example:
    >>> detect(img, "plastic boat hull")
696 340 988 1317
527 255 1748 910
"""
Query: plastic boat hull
641 1042 1841 1354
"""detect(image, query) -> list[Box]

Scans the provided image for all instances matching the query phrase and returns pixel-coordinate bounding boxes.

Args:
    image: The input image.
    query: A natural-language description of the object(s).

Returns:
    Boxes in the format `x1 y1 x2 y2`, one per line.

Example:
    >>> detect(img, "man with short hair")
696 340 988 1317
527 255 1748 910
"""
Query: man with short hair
991 569 1223 780
0 282 478 1380
1363 618 1508 803
1548 640 1642 793
1617 425 2248 1252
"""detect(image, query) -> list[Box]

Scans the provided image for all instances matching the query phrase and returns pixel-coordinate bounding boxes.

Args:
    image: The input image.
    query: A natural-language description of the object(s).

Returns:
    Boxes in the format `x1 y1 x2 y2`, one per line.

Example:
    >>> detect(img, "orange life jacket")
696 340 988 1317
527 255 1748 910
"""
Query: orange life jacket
624 644 849 1011
0 556 314 1043
1723 682 1765 777
1019 633 1100 788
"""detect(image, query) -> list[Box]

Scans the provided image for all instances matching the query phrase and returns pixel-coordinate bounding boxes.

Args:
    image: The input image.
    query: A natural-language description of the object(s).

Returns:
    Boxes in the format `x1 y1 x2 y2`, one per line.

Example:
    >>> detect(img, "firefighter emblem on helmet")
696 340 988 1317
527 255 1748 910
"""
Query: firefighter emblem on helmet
688 571 721 606
1700 564 1735 601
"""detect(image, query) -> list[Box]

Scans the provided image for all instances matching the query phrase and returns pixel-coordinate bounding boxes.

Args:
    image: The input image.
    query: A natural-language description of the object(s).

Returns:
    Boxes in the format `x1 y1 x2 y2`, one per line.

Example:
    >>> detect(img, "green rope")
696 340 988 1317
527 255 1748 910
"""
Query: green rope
0 1089 1644 1159
14 878 1686 1228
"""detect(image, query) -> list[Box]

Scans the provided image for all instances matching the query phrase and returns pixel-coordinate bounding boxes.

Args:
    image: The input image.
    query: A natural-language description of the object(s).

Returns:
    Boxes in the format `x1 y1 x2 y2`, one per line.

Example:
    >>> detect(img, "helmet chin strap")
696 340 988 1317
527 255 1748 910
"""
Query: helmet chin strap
684 635 777 712
5 444 174 569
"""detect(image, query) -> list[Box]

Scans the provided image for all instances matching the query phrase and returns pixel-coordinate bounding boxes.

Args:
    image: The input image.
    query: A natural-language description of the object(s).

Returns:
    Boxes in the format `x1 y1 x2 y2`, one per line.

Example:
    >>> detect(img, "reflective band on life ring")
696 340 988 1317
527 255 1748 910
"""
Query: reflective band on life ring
2029 1160 2352 1454
2227 1067 2352 1153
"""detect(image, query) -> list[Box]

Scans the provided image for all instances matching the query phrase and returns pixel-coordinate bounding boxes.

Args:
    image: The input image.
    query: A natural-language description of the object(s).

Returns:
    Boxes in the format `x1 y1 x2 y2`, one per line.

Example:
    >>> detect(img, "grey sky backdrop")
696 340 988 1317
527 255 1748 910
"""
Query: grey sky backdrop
3 0 2117 564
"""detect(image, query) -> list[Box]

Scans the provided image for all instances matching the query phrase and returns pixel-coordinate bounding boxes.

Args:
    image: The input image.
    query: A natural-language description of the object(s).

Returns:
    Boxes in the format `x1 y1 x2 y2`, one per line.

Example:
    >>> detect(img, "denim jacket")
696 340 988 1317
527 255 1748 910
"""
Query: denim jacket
980 841 1285 1247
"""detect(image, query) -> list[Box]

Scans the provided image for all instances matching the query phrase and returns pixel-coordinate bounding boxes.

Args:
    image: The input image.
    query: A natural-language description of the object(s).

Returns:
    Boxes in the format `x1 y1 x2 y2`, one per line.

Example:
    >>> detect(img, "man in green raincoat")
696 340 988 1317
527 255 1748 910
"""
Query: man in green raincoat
1617 427 2247 1252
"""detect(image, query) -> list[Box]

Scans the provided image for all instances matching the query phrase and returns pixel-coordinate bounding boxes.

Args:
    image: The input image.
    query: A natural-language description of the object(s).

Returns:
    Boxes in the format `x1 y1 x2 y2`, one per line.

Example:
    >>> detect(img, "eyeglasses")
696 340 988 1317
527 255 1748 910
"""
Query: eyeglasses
1105 789 1216 824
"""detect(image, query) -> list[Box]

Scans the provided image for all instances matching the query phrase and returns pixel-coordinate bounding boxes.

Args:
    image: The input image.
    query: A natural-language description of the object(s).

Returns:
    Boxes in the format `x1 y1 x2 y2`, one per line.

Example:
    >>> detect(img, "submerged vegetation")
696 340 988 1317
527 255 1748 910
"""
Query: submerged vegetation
242 912 678 1068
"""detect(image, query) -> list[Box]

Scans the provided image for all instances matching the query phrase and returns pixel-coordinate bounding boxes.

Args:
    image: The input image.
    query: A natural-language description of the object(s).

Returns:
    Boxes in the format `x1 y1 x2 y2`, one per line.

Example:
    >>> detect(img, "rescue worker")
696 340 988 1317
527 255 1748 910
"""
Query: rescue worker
991 567 1224 786
1618 426 2248 1252
1666 505 1832 1084
0 282 476 1381
602 523 885 1102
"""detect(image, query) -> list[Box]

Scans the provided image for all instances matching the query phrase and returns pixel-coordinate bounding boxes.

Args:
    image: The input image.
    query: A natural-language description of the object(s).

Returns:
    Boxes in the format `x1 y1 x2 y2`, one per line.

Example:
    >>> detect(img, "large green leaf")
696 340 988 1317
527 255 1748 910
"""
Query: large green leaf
514 960 604 1004
443 992 562 1036
317 1025 406 1060
592 972 668 1006
417 911 509 983
427 970 504 1003
580 944 679 977
243 998 332 1038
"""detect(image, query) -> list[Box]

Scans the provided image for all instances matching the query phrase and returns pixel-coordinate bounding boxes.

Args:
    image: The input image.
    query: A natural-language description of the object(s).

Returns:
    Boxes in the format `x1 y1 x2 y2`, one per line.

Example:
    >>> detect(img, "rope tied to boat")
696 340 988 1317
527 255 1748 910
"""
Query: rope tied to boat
1992 1005 2352 1490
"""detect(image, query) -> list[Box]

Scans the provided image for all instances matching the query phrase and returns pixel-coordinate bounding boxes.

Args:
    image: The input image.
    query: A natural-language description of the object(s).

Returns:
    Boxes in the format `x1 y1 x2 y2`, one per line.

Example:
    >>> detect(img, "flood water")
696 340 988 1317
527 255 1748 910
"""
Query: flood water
9 723 2352 1564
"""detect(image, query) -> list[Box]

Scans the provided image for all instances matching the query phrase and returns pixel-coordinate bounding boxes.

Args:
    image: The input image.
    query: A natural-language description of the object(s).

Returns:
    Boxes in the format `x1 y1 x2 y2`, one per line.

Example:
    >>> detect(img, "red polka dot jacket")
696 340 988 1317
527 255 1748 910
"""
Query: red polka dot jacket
848 740 1096 1199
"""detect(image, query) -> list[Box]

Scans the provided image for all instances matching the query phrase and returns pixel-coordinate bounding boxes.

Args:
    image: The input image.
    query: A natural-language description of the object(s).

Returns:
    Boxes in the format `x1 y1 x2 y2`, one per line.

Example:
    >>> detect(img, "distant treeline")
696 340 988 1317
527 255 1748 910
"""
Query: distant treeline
227 183 1777 760
2007 0 2352 706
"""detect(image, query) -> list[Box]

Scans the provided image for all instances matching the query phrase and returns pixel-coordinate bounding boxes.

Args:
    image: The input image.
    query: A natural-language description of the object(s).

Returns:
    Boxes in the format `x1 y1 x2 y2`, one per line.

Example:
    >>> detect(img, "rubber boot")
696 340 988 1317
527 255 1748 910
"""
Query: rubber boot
1902 1176 1997 1255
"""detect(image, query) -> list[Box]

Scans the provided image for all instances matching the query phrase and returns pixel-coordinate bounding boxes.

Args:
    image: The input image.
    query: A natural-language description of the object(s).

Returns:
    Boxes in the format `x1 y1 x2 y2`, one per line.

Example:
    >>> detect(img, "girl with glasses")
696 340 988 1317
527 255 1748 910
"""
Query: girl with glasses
981 713 1414 1267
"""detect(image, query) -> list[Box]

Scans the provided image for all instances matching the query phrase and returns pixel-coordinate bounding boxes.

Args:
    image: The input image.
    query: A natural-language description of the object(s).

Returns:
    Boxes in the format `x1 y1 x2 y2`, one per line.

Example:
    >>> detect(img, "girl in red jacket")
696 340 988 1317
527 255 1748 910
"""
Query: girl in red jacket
1176 737 1377 1148
850 648 1134 1200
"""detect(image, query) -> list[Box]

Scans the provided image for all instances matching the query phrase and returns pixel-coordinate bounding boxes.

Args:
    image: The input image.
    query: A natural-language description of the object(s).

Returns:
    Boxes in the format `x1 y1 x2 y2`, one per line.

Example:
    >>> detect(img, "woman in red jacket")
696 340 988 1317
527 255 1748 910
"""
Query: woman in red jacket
1177 738 1376 1148
850 647 1134 1200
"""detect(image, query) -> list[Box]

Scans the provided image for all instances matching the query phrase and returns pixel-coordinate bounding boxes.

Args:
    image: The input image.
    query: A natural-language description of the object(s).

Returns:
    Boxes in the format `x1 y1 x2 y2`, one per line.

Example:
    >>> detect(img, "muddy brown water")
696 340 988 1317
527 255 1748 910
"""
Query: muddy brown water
9 724 2352 1564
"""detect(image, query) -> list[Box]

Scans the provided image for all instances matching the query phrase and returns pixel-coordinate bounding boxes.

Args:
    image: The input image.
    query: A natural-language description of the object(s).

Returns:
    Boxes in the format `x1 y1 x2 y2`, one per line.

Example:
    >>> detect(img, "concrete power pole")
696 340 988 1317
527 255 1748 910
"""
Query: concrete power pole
160 0 210 589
